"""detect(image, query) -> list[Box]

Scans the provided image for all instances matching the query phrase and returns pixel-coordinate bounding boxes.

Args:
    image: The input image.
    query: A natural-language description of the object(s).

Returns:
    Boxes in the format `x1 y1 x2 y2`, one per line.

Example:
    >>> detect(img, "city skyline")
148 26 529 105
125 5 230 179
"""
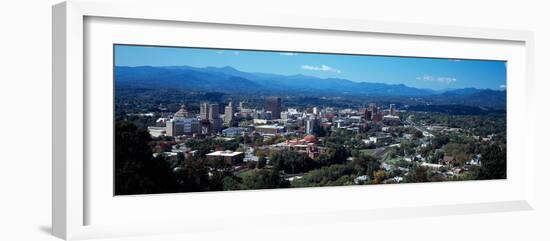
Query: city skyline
114 44 507 195
115 44 507 90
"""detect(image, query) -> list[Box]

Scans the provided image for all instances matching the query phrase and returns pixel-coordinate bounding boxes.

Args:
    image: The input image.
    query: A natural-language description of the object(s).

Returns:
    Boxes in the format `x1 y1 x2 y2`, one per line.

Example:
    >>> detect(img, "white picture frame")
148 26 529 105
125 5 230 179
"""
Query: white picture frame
52 0 536 240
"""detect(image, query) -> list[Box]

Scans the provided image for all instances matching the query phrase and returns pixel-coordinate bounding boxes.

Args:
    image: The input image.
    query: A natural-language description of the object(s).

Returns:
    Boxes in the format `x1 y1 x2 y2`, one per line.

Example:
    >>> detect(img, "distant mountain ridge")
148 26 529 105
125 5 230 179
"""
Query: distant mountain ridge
115 65 506 108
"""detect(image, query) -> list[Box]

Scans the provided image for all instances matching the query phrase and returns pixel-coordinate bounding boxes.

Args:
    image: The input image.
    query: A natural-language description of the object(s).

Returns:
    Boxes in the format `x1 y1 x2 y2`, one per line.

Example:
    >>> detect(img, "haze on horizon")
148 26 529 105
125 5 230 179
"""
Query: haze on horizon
115 44 507 91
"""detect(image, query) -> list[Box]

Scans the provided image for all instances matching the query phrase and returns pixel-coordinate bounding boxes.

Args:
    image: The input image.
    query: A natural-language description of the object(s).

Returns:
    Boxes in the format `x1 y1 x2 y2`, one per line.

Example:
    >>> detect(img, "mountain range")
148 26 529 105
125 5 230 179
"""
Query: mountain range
115 65 506 109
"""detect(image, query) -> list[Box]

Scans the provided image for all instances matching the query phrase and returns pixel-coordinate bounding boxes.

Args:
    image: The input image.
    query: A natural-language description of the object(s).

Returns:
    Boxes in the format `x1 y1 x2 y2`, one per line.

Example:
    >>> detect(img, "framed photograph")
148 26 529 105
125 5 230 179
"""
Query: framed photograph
53 0 535 240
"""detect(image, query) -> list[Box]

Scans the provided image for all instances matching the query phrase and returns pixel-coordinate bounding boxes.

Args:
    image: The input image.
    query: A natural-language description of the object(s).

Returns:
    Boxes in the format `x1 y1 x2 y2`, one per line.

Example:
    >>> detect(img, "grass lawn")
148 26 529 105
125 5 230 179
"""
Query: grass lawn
236 168 256 178
359 149 375 156
385 157 402 165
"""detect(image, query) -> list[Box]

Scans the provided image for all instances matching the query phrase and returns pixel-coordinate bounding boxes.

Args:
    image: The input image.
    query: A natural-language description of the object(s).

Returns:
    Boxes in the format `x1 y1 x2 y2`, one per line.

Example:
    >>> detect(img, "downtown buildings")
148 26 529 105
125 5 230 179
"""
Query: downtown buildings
224 101 235 125
266 96 281 119
200 102 223 134
166 102 223 137
166 105 201 136
161 97 401 143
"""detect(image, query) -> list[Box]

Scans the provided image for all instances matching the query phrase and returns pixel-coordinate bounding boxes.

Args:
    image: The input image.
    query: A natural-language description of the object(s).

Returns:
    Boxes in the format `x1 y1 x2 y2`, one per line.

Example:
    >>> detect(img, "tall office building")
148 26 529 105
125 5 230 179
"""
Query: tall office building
200 102 210 120
266 96 281 119
372 113 383 123
369 103 378 115
305 116 319 135
224 102 235 124
208 103 219 120
199 102 222 134
210 118 222 134
389 104 396 116
312 107 319 116
364 109 372 120
305 118 314 134
238 101 246 111
208 103 222 133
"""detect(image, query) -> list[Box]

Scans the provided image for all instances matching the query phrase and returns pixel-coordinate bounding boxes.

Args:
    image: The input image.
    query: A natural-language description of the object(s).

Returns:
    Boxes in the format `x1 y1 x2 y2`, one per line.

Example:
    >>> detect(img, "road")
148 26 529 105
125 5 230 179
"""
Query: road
405 116 433 137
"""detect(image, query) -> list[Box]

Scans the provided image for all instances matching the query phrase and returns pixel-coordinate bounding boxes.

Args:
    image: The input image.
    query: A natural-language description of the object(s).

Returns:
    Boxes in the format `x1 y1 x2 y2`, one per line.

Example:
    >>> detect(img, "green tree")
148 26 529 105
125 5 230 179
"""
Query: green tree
313 125 327 137
241 169 288 189
433 135 450 148
291 163 356 187
222 176 242 191
247 161 257 169
413 130 424 139
332 145 350 164
353 154 380 180
373 170 387 184
478 145 506 180
176 152 185 166
173 157 211 192
115 121 177 195
270 150 316 174
405 166 429 183
257 156 267 169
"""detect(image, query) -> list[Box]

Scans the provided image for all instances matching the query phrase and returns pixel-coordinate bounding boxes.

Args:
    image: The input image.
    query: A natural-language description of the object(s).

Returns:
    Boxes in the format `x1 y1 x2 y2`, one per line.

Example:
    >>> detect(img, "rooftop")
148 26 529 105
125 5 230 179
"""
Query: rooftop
255 125 285 129
206 150 244 157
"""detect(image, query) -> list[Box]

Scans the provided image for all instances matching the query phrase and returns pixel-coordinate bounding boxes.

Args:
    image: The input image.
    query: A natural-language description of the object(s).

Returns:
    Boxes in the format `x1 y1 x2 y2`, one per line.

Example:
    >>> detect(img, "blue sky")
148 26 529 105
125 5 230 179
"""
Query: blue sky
115 45 507 90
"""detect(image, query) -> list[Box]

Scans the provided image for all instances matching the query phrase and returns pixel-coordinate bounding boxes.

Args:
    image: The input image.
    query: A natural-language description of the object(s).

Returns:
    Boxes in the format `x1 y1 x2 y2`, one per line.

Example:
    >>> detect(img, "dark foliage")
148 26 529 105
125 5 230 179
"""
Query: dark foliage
270 150 316 174
115 121 177 195
478 145 507 180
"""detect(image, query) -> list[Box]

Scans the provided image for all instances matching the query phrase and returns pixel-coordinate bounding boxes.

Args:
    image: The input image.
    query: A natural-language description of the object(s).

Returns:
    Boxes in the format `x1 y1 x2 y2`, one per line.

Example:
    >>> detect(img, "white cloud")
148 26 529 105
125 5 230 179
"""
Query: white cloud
499 84 506 89
301 64 341 73
280 52 299 56
216 50 240 55
416 74 457 84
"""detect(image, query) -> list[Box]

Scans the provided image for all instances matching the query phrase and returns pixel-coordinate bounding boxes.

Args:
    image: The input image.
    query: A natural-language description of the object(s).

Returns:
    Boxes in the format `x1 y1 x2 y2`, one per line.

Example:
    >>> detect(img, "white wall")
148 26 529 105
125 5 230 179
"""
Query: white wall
0 0 548 240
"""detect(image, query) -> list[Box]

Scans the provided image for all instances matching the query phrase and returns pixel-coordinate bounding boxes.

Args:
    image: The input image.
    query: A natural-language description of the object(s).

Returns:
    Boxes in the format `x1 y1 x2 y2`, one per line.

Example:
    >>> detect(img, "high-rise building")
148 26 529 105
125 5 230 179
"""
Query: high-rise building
305 116 319 135
266 96 281 119
238 101 246 111
305 119 314 134
389 104 396 116
200 102 209 120
369 103 378 116
208 103 222 133
358 108 372 121
208 103 219 120
210 118 222 134
201 119 211 135
313 107 319 115
199 102 222 134
372 112 383 123
224 102 235 125
364 109 372 120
